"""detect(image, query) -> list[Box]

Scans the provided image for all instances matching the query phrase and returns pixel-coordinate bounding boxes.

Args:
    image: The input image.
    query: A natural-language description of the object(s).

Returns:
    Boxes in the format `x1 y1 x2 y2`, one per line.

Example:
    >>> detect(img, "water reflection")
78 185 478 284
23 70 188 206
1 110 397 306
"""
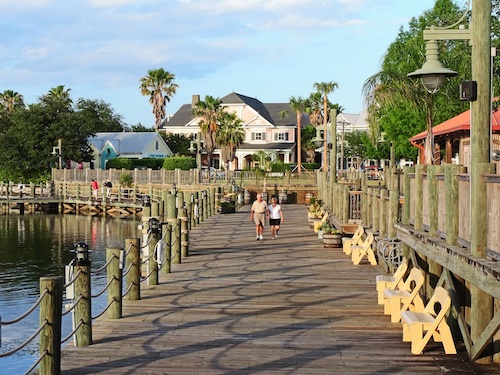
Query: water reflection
0 214 140 372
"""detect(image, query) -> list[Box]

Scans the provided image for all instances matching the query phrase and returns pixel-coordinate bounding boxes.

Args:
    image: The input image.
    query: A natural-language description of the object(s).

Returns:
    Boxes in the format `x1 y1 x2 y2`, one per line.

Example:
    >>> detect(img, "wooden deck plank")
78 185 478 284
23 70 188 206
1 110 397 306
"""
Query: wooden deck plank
61 205 499 374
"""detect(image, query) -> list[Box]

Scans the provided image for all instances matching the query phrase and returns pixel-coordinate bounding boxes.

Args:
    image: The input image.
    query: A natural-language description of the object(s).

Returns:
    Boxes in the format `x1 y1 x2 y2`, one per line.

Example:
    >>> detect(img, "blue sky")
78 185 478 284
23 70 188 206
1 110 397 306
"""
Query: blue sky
0 0 439 126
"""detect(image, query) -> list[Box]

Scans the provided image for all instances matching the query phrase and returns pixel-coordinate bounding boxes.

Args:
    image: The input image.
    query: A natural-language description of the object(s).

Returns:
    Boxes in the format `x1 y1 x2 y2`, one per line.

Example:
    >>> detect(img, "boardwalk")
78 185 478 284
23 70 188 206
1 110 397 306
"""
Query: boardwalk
61 205 499 374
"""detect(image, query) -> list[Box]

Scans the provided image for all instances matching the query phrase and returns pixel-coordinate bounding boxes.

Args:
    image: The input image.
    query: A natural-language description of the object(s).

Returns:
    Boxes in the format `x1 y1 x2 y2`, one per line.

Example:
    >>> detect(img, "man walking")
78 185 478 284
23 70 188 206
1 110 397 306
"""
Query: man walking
250 193 267 240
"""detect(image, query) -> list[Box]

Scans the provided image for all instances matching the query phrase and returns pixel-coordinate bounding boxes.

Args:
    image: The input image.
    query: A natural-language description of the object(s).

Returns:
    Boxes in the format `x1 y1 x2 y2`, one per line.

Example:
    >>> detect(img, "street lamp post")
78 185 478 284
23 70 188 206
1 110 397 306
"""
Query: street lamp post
188 132 203 170
52 139 62 169
408 0 493 362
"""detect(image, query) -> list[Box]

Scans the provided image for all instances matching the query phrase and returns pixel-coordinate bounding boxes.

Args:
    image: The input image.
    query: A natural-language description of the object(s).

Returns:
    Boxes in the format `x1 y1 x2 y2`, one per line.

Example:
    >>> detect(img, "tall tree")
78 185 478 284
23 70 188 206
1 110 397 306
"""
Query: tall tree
139 68 178 131
39 85 73 110
0 90 25 115
362 0 470 164
192 95 224 169
283 96 308 174
75 98 125 133
216 111 245 171
314 81 339 171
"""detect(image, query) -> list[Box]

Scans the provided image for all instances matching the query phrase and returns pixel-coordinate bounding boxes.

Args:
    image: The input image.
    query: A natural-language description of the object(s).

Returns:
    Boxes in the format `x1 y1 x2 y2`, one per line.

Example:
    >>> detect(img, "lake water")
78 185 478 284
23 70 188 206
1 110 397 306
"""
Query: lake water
0 214 141 373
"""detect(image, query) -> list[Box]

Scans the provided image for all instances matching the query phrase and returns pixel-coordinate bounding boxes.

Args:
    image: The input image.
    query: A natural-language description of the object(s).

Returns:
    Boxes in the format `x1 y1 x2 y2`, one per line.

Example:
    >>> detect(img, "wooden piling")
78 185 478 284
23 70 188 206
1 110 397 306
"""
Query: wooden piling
107 248 123 318
125 238 141 300
73 260 92 346
39 276 63 375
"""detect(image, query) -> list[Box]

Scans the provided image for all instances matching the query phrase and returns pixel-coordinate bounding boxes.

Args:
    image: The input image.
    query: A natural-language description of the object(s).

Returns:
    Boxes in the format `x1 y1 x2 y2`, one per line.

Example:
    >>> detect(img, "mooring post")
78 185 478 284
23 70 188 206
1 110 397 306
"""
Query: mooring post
148 219 159 286
39 276 63 375
72 242 92 346
180 207 189 258
107 248 123 318
166 192 181 264
163 224 172 274
125 238 141 300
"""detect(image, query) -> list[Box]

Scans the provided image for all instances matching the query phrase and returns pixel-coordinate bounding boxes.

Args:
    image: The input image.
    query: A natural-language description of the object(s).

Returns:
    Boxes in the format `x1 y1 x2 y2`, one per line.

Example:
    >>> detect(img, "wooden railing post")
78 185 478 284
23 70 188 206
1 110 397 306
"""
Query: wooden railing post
342 185 349 223
172 218 182 264
148 225 159 286
366 187 373 228
426 165 442 298
379 188 388 237
107 248 123 318
163 224 172 274
73 252 92 346
414 165 426 231
180 208 189 258
372 189 379 234
402 167 414 226
125 238 141 300
388 189 399 238
39 276 63 375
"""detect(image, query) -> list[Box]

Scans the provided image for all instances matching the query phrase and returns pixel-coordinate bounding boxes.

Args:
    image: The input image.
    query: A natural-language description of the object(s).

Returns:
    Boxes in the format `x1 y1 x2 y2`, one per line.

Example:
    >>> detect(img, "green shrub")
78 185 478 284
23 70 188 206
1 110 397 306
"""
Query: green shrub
106 158 134 170
163 156 196 170
119 173 133 188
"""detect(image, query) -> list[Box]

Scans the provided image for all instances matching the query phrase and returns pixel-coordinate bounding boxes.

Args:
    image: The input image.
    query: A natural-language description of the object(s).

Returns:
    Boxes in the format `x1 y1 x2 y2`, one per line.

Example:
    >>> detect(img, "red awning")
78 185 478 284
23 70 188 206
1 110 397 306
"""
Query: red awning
410 108 500 143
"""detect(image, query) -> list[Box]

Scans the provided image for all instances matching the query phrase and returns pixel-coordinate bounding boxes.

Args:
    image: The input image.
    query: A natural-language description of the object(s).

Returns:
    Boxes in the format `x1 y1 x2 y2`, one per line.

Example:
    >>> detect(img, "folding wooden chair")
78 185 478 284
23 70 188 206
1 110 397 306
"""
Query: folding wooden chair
351 231 376 265
401 286 457 355
383 267 425 323
342 224 364 255
376 258 408 304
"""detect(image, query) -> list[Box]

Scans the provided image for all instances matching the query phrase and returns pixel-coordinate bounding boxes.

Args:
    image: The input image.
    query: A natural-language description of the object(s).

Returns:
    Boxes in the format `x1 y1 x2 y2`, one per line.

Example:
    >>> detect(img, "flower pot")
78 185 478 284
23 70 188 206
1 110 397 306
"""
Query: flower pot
322 233 342 248
318 230 324 239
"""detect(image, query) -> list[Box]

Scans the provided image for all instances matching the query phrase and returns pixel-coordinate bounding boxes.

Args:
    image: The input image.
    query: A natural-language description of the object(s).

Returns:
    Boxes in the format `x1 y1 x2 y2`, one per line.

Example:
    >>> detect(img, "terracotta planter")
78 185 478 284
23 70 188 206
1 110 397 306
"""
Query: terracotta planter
322 233 342 248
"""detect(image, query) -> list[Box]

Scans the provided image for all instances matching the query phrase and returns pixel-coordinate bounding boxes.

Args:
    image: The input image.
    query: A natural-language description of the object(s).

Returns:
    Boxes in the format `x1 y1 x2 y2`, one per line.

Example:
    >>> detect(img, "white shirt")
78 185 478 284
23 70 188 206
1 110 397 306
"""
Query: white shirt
268 204 282 219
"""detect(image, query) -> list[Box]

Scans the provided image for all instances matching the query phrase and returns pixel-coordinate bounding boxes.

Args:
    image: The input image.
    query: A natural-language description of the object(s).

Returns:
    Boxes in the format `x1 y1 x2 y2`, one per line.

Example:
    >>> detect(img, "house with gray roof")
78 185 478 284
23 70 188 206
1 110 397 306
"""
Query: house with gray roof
89 132 172 169
161 92 309 170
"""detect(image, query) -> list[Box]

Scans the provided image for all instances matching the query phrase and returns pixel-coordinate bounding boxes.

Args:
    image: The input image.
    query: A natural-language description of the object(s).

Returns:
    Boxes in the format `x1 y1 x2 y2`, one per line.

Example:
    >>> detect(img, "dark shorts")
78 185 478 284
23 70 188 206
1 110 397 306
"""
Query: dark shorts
270 218 281 226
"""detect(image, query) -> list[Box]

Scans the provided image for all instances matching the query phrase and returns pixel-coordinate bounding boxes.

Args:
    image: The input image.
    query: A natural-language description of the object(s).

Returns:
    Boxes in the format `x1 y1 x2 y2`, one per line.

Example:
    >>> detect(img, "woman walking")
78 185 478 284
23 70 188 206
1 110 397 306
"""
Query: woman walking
268 197 284 239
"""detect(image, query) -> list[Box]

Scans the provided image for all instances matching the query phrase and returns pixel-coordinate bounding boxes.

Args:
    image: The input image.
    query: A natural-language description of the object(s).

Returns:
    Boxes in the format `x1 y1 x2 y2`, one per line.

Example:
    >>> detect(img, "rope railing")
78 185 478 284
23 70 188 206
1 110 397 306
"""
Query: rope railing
63 268 82 289
122 262 134 278
91 254 117 274
0 320 48 358
92 298 116 320
91 277 116 298
62 295 84 316
0 288 49 326
60 319 84 344
121 282 135 298
24 350 48 375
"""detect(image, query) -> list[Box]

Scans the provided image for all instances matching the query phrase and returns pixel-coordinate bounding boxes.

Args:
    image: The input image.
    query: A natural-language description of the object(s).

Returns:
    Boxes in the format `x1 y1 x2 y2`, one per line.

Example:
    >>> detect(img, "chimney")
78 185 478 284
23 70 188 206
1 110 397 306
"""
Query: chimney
191 94 200 108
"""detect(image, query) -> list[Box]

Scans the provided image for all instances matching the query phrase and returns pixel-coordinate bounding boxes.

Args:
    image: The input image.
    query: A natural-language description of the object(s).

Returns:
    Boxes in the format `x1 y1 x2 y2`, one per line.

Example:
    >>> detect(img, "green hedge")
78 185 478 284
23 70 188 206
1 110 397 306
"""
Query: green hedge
106 158 165 170
163 156 196 170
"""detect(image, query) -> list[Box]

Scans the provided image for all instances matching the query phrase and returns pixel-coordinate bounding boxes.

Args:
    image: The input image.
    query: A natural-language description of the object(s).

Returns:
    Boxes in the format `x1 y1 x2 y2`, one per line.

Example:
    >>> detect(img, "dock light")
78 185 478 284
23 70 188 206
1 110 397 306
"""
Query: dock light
407 40 458 94
143 195 151 206
71 241 91 266
149 217 161 234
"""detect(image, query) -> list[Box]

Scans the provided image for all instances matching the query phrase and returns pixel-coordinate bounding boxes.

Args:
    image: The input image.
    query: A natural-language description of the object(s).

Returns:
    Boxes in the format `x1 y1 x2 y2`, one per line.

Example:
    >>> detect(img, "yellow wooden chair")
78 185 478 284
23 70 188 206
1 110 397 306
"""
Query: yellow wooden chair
342 224 364 255
401 286 457 355
383 267 425 323
376 258 408 304
351 231 376 265
313 212 329 233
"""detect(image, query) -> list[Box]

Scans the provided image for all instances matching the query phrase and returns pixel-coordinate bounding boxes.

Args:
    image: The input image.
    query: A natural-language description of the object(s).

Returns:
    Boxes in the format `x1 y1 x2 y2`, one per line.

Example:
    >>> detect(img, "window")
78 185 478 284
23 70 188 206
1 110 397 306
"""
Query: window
155 141 159 150
274 132 289 141
251 132 266 141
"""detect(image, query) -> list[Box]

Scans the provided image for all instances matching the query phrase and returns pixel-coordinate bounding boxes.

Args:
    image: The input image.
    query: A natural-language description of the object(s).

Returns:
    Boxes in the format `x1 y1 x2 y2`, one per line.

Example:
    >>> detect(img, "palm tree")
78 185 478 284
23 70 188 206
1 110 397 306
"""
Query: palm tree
216 111 245 171
0 90 25 115
40 85 73 108
314 81 339 171
306 92 323 127
281 96 308 174
192 95 224 169
139 68 178 131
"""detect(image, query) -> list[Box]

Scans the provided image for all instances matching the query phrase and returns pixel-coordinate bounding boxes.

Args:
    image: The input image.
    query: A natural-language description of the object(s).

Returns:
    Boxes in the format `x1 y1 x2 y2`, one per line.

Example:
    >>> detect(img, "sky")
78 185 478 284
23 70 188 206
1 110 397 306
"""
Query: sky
0 0 441 127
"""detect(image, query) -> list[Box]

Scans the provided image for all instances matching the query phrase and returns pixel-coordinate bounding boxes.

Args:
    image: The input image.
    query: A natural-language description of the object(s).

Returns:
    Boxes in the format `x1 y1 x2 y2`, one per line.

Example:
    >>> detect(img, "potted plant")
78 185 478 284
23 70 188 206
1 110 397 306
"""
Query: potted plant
219 200 236 214
321 222 343 248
